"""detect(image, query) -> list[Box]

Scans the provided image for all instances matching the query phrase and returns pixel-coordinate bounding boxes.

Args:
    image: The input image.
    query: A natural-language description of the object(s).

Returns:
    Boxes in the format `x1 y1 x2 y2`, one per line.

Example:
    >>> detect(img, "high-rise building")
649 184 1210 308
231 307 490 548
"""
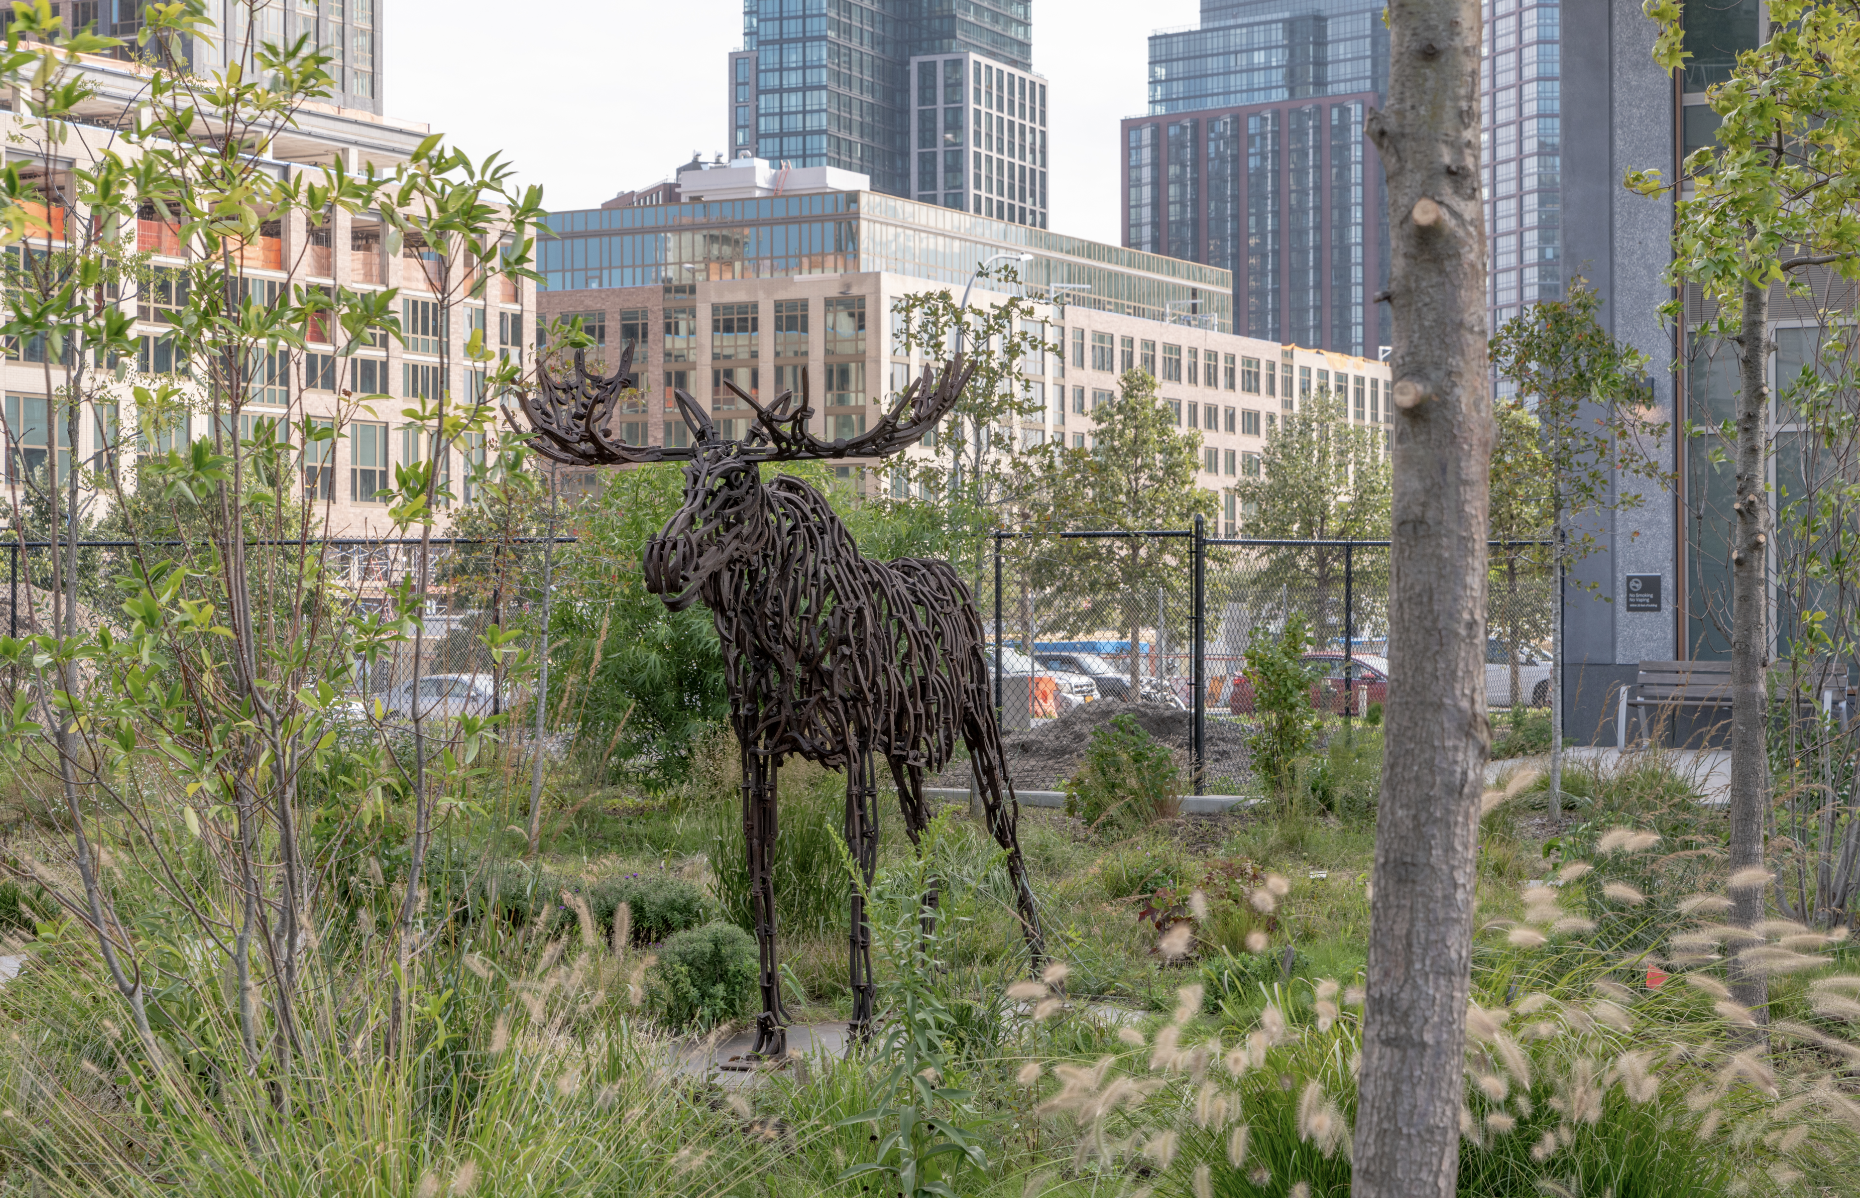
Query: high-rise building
1123 0 1389 357
1480 0 1561 339
55 0 383 114
727 1 1049 227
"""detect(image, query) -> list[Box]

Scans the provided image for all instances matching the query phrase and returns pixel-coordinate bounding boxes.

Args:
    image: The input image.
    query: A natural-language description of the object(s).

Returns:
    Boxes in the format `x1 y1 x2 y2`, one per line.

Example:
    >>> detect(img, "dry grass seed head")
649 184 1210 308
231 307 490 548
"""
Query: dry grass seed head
1227 1123 1250 1166
1158 923 1195 960
1509 927 1549 948
417 1173 440 1198
1188 889 1210 920
449 1162 478 1195
1487 1111 1517 1135
1250 889 1277 914
1260 1005 1287 1044
1602 882 1647 906
1150 1024 1181 1072
1714 1000 1758 1027
1678 893 1734 915
1685 973 1733 1000
1244 930 1268 953
1552 916 1597 935
1017 1062 1043 1087
1727 866 1773 892
1042 961 1070 988
1118 1026 1147 1047
1557 861 1593 883
1174 984 1205 1024
1265 873 1290 897
1291 1183 1311 1198
1737 945 1830 976
1144 1130 1179 1169
1475 1073 1508 1101
1007 981 1048 1002
1516 992 1555 1015
1193 1163 1213 1198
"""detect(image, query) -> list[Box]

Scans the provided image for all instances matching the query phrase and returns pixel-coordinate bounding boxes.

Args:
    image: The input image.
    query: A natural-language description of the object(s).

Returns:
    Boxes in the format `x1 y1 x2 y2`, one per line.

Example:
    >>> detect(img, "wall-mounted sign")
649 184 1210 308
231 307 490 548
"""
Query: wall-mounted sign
1625 574 1662 614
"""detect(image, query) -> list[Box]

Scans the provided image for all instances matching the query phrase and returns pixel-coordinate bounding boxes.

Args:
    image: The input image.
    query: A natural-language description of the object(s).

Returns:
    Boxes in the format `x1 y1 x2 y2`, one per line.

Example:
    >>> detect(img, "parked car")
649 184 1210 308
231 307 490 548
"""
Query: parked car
1034 650 1133 701
987 646 1096 717
379 672 506 720
1229 653 1391 716
1486 638 1552 708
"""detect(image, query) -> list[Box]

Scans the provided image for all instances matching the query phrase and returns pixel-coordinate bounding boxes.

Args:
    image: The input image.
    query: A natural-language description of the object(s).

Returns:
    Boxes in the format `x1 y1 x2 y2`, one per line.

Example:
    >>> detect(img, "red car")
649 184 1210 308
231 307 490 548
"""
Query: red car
1228 653 1390 716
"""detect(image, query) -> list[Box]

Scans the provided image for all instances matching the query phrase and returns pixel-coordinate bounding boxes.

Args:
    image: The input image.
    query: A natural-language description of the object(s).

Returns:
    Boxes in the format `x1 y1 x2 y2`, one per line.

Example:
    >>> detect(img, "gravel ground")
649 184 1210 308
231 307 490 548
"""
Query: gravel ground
929 701 1254 792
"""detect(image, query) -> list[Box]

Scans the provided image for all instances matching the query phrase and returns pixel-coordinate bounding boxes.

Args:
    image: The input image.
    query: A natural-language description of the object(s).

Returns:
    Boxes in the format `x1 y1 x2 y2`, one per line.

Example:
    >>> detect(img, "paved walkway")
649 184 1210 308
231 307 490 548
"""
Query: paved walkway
1486 746 1732 803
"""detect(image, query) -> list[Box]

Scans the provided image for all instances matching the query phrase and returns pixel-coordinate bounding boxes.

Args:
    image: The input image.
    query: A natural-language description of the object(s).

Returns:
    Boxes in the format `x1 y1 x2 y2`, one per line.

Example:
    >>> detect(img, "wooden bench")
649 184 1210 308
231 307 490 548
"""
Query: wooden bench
1617 659 1850 748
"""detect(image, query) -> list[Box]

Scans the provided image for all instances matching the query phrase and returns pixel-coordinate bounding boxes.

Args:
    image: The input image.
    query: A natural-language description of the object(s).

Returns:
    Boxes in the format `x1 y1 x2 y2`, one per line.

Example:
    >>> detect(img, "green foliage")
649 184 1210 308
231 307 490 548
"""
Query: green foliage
838 812 990 1198
647 921 759 1032
711 757 850 939
461 860 708 944
1062 713 1183 834
1244 613 1323 807
1228 385 1391 648
1200 948 1312 1015
1300 727 1383 821
1491 708 1555 760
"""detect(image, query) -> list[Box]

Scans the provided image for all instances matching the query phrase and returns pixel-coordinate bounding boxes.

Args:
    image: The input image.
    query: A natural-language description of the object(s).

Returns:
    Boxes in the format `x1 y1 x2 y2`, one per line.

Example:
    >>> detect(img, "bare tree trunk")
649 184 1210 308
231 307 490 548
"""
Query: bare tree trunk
1354 0 1493 1191
1728 276 1770 1024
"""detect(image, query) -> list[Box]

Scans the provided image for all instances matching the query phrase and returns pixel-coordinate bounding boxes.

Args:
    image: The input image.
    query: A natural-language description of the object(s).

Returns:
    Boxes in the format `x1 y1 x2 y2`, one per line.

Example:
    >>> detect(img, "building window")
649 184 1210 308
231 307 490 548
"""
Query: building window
1224 354 1236 390
1224 448 1236 475
1072 327 1085 367
1354 375 1366 420
399 425 450 506
830 412 866 440
1204 447 1218 473
1241 357 1261 393
554 309 606 347
1243 451 1262 477
825 296 866 356
404 362 443 399
664 306 697 362
774 299 808 359
462 431 486 504
1091 332 1114 372
301 417 333 499
1225 407 1236 433
1187 347 1199 387
1300 366 1312 398
1159 343 1179 382
351 357 388 395
1242 409 1261 436
1120 336 1135 373
1187 401 1198 427
712 302 759 359
620 308 649 357
713 366 759 408
351 421 389 502
1144 340 1161 378
1072 386 1085 414
403 298 444 355
826 361 865 406
1370 377 1381 423
4 395 71 482
1092 389 1114 409
136 334 188 376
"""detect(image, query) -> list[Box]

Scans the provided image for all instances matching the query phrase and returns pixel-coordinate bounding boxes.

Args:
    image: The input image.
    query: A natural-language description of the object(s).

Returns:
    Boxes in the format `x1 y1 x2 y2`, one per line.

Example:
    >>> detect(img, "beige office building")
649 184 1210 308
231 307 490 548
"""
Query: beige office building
540 159 1390 533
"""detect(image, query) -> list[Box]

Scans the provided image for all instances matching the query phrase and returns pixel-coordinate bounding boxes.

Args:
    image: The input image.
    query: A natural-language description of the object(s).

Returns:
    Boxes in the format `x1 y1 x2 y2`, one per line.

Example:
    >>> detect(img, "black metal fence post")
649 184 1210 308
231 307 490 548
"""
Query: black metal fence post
1343 541 1354 732
993 531 1003 724
1192 514 1205 795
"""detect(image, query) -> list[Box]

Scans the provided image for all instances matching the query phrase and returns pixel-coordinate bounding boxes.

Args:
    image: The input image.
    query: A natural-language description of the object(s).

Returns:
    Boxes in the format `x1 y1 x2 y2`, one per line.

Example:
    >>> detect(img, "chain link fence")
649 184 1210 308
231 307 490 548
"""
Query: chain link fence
0 536 568 723
981 529 1555 793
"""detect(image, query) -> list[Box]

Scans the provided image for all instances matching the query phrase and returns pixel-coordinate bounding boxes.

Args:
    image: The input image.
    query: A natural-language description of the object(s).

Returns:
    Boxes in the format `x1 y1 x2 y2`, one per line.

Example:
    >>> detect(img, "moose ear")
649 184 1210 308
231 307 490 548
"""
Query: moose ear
672 387 718 443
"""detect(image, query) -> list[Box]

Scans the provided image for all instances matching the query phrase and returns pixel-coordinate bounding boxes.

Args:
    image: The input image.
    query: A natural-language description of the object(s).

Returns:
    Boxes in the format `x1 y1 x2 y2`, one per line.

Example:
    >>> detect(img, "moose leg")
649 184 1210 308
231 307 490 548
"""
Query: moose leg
845 748 880 1044
963 713 1046 970
888 757 941 940
744 749 788 1060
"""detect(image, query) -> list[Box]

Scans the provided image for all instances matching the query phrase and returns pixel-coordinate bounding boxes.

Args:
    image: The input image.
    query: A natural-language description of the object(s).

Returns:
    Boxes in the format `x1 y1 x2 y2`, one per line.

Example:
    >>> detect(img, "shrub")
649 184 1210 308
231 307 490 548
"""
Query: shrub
1301 727 1382 822
1063 714 1184 835
586 872 708 944
648 921 759 1032
1243 613 1323 808
1491 707 1554 759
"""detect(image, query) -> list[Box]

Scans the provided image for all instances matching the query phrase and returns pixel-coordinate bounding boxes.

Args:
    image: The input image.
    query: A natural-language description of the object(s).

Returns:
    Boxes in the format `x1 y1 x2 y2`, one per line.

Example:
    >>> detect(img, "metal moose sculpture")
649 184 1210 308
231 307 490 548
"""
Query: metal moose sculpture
518 343 1044 1058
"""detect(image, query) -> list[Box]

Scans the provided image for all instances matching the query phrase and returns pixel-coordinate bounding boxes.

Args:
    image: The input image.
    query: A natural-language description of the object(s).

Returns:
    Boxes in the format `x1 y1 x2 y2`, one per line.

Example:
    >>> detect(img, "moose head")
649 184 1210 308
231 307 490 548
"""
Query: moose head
516 341 975 609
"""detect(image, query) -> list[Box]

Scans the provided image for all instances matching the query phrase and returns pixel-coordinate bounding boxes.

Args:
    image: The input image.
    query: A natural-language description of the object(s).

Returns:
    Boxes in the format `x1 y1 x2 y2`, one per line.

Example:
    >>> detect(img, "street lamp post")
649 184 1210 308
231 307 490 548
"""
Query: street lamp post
955 251 1033 355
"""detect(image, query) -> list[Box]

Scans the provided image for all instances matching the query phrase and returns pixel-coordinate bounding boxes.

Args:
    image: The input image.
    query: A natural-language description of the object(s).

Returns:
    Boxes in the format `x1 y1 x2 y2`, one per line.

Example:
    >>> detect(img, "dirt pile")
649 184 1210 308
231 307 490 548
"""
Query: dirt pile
928 701 1253 792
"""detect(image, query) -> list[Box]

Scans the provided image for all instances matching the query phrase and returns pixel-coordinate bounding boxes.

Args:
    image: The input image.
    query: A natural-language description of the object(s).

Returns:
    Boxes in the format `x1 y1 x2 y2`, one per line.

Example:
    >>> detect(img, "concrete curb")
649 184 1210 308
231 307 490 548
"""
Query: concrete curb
922 787 1257 815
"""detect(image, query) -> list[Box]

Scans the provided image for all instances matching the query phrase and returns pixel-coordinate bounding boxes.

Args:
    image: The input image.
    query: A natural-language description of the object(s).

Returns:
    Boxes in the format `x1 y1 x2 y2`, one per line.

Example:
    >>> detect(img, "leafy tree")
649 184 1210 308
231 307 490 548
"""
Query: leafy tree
1228 384 1391 649
1242 613 1323 811
1030 369 1216 701
1485 399 1554 710
889 268 1054 588
1489 279 1664 813
1633 0 1860 1019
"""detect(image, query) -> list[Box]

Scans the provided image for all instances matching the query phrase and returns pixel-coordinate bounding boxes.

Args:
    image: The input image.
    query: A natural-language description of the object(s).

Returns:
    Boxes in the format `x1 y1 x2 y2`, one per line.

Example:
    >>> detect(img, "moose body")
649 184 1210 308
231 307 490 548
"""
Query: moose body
522 349 1043 1059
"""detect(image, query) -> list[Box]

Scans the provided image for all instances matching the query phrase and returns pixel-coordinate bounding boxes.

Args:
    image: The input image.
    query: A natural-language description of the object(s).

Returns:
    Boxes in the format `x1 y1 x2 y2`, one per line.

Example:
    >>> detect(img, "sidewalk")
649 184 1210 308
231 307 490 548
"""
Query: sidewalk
1486 746 1733 804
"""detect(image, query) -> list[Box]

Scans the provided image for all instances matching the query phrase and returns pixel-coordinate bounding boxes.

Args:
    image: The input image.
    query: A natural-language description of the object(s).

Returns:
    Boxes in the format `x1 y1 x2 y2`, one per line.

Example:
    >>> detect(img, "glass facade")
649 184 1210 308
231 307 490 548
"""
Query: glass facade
736 0 1037 204
1128 0 1386 355
909 52 1049 226
1481 0 1561 336
542 191 1233 330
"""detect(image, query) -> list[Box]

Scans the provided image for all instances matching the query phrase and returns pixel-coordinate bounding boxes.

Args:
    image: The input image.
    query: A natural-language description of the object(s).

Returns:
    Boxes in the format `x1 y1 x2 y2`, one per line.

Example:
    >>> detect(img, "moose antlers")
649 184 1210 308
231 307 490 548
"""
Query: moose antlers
516 343 973 467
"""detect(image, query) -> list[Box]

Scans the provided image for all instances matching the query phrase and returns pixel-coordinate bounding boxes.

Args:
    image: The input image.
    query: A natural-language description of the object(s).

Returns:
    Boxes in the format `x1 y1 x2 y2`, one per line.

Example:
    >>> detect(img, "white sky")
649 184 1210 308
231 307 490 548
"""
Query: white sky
384 0 1203 247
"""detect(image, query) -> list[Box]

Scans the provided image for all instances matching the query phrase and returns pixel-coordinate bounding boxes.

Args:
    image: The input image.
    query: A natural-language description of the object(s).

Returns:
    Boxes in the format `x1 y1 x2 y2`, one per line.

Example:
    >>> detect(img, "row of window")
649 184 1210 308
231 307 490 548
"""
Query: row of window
0 395 488 506
544 297 866 361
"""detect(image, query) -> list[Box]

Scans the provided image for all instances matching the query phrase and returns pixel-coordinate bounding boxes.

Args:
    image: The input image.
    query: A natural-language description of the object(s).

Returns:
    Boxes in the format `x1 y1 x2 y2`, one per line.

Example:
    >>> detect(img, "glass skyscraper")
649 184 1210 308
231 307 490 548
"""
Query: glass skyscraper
1481 0 1561 339
1124 0 1388 356
728 1 1047 225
